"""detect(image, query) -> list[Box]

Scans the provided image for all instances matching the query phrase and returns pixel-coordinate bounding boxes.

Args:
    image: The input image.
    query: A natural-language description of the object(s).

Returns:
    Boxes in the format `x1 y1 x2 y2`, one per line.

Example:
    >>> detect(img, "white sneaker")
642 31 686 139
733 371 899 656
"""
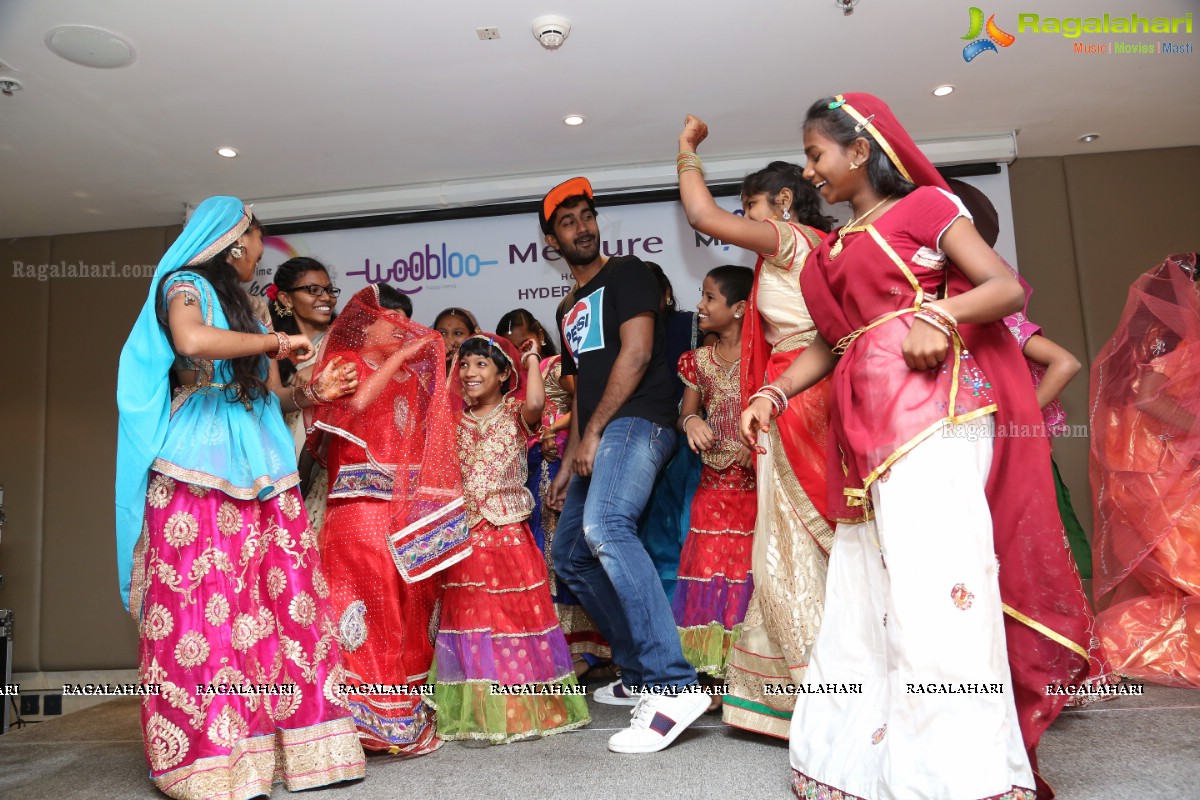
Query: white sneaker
592 678 643 706
606 690 710 754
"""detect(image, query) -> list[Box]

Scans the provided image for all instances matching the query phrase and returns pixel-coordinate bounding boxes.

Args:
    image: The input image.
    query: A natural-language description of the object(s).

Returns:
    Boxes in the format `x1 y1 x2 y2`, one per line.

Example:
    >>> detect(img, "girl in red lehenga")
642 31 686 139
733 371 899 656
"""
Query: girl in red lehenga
430 334 590 742
1091 253 1200 688
676 145 835 738
738 94 1102 799
673 266 758 681
307 285 472 754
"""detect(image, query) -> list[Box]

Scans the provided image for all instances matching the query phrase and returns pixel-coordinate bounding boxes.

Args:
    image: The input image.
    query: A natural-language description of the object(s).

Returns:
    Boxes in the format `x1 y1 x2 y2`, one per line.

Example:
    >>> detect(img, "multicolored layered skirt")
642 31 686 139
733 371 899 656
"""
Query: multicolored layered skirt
673 463 756 675
430 519 590 742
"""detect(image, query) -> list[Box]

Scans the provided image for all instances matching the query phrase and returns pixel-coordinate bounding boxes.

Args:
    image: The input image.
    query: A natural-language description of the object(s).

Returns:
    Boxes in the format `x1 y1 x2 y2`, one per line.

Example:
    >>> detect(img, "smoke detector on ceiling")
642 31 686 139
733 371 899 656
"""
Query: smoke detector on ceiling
0 78 23 97
532 16 571 49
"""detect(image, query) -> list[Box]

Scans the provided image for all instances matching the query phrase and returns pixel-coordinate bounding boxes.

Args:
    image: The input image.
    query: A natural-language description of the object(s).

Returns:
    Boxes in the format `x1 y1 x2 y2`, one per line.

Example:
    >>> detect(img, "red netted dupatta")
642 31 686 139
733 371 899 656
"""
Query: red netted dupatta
307 286 470 581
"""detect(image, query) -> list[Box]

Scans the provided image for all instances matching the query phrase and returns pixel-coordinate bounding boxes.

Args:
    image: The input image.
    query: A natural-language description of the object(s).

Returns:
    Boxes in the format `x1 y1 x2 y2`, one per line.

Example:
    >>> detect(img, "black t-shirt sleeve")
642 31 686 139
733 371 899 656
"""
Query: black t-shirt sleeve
611 258 659 326
556 304 577 377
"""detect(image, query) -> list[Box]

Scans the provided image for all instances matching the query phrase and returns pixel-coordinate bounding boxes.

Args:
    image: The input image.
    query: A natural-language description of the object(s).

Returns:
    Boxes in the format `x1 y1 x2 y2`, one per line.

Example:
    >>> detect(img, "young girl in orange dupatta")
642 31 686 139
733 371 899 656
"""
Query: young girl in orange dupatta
676 134 835 738
739 94 1102 800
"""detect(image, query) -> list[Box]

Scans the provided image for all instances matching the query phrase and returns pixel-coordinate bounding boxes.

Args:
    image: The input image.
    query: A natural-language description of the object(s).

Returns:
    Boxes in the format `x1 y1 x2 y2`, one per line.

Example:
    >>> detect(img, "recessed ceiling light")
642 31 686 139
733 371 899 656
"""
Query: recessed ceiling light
932 85 955 97
44 25 135 69
563 114 585 127
1079 133 1101 143
216 147 238 158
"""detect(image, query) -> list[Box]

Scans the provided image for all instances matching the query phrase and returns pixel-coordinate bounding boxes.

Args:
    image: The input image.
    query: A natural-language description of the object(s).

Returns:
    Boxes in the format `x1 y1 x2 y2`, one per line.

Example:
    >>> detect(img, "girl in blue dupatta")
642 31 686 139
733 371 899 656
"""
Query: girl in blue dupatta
116 196 365 800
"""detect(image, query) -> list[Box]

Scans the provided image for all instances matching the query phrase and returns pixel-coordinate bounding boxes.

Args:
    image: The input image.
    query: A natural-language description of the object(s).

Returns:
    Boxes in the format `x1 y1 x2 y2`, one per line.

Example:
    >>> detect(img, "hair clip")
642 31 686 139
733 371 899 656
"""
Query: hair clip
853 113 876 133
827 98 847 110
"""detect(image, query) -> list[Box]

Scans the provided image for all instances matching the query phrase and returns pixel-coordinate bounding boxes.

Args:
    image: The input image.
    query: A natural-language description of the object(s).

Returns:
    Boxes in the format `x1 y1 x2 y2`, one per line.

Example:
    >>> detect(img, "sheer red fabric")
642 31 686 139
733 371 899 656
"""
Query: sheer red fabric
800 93 1100 798
740 248 833 523
1090 254 1200 688
307 286 470 581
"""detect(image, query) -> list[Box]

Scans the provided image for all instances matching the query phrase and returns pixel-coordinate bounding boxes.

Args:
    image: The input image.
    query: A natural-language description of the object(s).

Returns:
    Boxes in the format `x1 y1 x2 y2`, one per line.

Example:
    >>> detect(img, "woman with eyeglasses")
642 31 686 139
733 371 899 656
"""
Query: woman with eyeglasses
268 258 342 529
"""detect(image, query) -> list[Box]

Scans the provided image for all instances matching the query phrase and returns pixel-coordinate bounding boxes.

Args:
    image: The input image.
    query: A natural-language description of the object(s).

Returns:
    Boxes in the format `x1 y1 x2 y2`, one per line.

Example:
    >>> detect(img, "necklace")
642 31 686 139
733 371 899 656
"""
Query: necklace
466 401 504 422
711 342 740 376
829 196 892 259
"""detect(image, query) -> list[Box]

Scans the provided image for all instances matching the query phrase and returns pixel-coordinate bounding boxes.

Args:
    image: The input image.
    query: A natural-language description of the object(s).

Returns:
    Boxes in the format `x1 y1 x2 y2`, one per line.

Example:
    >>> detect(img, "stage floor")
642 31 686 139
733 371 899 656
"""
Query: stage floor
2 682 1197 799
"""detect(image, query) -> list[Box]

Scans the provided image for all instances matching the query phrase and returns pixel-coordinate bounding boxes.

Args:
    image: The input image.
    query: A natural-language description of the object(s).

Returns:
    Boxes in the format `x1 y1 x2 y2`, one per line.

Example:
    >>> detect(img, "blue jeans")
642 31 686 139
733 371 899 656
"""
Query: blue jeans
552 416 697 689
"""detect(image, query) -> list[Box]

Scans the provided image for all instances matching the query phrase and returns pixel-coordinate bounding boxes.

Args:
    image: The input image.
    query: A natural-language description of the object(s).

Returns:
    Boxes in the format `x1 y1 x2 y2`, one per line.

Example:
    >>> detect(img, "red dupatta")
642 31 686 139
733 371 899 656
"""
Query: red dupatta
307 286 470 582
800 93 1100 798
740 223 834 526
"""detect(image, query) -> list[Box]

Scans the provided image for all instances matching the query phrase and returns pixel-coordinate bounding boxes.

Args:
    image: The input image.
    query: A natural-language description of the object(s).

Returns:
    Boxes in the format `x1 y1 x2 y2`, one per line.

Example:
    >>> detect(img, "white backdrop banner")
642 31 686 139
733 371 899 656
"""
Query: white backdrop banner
250 170 1014 339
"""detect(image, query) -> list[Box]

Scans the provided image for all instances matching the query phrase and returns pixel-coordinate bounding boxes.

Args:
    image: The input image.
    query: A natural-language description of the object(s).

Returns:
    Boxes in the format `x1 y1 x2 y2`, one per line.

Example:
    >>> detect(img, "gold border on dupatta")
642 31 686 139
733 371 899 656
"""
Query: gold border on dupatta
836 95 915 185
835 226 999 513
149 458 300 500
128 520 150 622
1002 603 1089 660
768 426 835 555
184 206 253 267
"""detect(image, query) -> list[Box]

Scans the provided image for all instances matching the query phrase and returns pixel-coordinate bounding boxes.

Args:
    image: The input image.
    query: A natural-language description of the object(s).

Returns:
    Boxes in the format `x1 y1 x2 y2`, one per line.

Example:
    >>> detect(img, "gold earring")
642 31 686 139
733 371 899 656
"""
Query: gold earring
849 162 860 171
274 299 292 317
229 245 245 259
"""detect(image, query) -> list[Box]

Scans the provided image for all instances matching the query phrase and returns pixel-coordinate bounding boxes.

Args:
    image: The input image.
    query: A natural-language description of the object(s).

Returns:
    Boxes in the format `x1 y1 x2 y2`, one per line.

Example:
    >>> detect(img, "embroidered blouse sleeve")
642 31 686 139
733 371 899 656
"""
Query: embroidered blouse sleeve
164 279 202 308
677 349 700 391
507 395 537 436
250 295 273 332
1004 310 1042 349
162 272 215 323
760 219 815 271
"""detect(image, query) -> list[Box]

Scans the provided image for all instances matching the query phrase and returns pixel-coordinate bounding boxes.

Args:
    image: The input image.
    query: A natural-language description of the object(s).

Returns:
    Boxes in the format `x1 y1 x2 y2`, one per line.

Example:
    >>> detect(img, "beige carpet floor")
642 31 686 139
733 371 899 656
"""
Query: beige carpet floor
1 682 1196 799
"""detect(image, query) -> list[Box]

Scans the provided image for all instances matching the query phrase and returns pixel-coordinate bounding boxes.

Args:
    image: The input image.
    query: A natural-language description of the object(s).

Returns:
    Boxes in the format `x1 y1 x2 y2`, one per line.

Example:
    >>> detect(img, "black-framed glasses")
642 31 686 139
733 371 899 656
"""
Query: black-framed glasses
290 284 341 297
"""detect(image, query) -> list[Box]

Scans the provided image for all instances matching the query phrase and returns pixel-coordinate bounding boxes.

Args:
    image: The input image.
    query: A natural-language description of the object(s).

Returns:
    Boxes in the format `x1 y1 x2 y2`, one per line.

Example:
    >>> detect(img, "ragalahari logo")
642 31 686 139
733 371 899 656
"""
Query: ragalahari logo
962 7 1016 61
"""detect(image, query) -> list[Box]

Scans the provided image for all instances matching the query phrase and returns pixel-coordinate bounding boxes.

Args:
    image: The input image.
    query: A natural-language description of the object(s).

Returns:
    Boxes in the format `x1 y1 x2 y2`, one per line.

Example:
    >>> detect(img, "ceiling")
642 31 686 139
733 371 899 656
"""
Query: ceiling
1 0 1197 239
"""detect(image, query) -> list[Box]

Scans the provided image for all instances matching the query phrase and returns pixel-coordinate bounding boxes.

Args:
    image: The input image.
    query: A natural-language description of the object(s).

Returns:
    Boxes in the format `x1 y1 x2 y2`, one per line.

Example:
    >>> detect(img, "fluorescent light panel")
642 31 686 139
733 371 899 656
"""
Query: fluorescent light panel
241 133 1017 224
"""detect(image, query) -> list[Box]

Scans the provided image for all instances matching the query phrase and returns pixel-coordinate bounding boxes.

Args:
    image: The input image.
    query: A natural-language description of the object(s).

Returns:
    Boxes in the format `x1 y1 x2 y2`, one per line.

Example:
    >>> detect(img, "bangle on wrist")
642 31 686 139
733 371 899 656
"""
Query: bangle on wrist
921 301 958 328
301 383 330 405
680 413 701 432
748 392 780 418
268 331 291 361
676 150 704 178
750 385 787 418
914 312 951 338
760 384 788 410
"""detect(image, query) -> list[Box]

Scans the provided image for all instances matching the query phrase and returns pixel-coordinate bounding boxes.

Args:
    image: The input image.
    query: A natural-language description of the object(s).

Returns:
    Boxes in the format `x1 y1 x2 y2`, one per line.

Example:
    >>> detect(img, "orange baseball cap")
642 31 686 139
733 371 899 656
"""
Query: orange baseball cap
540 176 594 232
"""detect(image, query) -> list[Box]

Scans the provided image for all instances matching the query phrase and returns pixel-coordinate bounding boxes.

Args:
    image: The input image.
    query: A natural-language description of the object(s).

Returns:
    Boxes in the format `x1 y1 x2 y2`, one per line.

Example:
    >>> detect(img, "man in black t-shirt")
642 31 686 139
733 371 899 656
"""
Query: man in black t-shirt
542 177 706 754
